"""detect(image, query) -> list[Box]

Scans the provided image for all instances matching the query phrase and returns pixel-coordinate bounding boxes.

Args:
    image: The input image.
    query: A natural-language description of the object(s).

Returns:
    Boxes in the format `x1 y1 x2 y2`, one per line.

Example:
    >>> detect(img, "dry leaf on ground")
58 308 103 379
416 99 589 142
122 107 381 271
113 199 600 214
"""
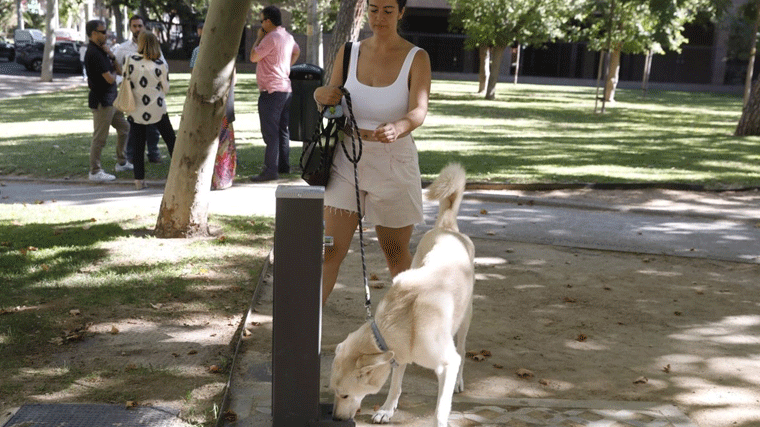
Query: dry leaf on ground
633 376 648 384
516 368 534 379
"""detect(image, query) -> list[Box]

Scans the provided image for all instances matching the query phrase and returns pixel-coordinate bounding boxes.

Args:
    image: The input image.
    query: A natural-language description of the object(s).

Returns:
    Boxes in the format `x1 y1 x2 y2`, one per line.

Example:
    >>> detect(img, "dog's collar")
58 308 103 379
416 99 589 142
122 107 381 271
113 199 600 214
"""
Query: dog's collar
369 318 399 367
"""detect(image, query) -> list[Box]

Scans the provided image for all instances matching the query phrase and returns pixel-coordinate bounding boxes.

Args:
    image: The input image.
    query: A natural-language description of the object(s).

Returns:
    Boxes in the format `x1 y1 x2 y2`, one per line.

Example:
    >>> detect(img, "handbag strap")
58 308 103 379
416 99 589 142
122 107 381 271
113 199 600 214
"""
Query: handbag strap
342 42 351 87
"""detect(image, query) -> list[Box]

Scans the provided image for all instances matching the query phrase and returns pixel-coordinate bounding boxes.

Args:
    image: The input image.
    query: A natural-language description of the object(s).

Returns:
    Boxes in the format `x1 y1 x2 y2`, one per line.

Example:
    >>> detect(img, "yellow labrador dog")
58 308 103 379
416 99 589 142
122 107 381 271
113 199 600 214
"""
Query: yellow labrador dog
330 163 475 427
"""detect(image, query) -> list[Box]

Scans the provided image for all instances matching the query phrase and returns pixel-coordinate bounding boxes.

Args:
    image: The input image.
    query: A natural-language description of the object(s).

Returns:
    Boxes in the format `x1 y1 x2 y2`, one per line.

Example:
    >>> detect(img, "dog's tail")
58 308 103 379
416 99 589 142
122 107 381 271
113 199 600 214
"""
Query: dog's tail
426 163 466 232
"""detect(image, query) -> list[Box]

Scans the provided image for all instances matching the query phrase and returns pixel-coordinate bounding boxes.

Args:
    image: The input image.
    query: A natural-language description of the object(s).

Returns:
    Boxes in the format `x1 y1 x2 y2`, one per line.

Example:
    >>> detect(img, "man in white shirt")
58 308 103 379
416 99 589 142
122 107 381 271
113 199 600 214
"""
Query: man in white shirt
113 15 165 164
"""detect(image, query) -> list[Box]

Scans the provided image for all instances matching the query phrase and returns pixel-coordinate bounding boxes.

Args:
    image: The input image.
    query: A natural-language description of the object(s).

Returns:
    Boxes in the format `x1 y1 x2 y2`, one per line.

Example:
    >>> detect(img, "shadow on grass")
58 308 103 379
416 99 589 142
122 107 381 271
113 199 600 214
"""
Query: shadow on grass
0 212 272 423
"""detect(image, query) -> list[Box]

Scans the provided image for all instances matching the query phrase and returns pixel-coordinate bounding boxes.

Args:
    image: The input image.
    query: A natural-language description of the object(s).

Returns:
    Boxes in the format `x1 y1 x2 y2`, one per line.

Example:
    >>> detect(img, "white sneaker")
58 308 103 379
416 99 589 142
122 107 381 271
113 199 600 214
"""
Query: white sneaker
115 161 134 172
89 170 116 181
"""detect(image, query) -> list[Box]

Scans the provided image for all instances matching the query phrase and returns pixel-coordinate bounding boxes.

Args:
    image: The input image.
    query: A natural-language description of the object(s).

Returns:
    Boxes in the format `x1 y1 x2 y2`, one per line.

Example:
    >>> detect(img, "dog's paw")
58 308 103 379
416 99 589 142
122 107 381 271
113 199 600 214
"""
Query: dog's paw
371 409 394 424
454 377 465 393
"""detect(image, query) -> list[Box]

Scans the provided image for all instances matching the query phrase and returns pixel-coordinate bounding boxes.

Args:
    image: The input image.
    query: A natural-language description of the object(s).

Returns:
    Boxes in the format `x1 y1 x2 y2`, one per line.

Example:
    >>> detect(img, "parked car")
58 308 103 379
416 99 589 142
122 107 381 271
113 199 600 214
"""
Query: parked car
0 37 14 61
15 41 83 73
14 29 45 50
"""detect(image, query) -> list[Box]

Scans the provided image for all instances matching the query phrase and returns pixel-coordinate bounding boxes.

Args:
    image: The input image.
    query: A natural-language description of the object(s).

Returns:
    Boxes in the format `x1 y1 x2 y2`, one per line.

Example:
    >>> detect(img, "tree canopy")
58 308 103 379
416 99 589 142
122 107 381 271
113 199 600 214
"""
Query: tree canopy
448 0 573 50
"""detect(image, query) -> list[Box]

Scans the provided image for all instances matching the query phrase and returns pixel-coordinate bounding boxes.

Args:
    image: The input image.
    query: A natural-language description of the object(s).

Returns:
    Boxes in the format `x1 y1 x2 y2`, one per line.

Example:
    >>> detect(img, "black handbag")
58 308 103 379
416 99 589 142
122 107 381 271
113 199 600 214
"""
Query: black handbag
300 42 352 187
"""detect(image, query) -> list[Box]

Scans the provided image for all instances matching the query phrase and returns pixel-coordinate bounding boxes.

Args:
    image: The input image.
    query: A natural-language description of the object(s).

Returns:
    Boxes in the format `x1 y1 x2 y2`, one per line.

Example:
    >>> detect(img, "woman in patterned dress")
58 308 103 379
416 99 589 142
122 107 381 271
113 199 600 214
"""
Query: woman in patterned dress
125 30 175 190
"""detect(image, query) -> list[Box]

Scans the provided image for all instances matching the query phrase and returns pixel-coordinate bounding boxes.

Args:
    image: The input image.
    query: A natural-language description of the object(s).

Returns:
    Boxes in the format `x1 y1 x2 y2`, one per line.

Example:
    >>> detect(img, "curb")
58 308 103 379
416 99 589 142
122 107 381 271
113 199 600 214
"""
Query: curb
214 249 273 427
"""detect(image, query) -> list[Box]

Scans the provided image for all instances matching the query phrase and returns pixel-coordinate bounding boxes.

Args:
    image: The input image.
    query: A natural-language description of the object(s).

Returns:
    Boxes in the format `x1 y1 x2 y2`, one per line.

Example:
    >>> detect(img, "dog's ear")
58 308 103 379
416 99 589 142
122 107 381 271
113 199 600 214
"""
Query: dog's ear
356 351 395 376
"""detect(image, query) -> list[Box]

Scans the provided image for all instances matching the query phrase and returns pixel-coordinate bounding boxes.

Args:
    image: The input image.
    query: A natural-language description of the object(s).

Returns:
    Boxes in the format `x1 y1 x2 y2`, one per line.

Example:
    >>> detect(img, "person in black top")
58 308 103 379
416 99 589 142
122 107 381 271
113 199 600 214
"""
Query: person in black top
84 19 131 181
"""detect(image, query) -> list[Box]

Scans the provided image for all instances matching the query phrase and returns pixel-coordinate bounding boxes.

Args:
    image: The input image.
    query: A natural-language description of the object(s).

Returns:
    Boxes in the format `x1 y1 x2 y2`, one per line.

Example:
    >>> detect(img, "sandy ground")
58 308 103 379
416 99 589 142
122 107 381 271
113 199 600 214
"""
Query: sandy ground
309 224 760 427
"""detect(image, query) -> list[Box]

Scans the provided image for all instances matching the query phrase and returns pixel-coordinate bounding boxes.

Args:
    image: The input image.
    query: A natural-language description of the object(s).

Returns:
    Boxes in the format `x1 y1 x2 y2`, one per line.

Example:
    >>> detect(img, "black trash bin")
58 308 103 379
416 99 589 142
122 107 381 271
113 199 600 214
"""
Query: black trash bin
289 63 324 142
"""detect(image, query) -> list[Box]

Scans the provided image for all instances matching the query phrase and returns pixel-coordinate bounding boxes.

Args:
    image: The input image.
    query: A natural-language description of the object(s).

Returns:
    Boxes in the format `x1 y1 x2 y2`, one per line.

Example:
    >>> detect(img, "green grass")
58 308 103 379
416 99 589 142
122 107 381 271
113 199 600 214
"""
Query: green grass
0 202 273 424
0 75 757 187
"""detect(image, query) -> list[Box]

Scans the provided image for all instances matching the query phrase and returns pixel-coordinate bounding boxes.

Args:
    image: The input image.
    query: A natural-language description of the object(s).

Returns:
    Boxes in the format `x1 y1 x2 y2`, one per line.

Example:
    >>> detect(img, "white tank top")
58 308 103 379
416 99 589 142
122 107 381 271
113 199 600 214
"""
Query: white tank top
342 42 421 130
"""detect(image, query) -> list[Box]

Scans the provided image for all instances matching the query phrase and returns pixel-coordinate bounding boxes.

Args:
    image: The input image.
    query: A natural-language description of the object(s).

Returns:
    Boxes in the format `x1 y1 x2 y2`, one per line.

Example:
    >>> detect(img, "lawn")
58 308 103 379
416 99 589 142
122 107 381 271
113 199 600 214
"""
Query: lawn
0 75 758 188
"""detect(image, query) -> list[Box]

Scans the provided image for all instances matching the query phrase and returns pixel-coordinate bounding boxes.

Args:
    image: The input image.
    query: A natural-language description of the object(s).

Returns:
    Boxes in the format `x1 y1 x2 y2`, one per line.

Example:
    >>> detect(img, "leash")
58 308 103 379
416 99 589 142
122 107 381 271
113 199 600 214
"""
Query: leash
338 87 371 320
339 87 397 366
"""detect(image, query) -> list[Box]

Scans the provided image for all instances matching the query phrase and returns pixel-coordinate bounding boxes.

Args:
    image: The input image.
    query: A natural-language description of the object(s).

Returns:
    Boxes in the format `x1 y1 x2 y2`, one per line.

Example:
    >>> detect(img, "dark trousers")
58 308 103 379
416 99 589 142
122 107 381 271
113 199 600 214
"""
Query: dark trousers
129 114 176 180
258 91 292 176
126 124 161 161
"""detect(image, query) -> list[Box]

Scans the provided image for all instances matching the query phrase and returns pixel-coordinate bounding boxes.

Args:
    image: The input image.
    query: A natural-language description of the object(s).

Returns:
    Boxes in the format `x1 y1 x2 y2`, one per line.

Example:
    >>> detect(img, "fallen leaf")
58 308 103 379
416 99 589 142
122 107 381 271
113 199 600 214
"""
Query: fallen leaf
516 368 534 379
217 236 227 243
250 322 261 327
576 334 588 342
125 364 138 371
473 354 486 362
633 376 648 384
486 231 496 236
172 353 180 357
150 303 163 310
188 350 198 355
208 365 221 373
370 283 385 289
539 379 549 386
480 350 492 357
110 326 119 335
90 218 97 222
69 309 81 316
662 364 671 373
480 209 488 215
563 297 577 303
674 311 683 316
49 337 65 345
465 351 477 359
41 264 50 271
493 364 504 369
125 401 139 409
369 273 380 281
242 329 252 337
223 410 237 422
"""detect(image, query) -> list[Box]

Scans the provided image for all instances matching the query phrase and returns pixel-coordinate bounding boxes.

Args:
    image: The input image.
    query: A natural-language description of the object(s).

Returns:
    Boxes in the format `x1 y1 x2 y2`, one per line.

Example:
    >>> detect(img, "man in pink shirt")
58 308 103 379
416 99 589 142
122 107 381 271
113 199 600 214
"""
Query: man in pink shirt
250 5 301 182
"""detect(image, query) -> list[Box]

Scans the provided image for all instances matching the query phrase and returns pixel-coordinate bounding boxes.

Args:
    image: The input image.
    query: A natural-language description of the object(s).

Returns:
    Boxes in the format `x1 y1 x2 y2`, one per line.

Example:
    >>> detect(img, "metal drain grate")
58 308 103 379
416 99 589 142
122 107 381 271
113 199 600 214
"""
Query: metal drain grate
3 403 189 427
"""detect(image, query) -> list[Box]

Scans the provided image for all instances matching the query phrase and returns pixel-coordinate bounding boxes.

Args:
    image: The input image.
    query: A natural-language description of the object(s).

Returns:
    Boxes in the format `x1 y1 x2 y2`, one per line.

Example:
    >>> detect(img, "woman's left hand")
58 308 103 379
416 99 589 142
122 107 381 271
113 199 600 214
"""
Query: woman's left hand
373 123 399 143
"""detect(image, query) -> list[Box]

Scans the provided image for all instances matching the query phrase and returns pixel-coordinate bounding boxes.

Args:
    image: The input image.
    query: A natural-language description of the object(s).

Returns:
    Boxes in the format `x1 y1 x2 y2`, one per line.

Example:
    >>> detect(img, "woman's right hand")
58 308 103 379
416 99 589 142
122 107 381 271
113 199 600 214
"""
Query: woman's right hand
314 85 343 107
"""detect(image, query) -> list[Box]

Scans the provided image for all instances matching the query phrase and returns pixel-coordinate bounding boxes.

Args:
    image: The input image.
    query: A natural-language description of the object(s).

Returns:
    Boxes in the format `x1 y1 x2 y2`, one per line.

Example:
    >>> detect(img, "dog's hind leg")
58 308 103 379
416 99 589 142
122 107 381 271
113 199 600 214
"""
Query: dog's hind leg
372 363 407 424
454 301 472 393
434 346 462 427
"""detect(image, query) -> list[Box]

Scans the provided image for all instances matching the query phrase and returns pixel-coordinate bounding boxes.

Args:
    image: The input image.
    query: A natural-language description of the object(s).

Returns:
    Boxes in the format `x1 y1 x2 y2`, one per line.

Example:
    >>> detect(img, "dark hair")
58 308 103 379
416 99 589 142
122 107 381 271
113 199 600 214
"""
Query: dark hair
262 5 282 26
129 15 145 25
85 20 105 37
197 21 204 29
367 0 406 11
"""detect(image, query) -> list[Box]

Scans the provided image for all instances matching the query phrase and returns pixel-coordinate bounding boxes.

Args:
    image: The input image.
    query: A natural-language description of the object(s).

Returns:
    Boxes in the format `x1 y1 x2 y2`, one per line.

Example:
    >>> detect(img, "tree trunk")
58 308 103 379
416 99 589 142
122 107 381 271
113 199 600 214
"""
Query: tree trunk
485 45 506 100
736 79 760 136
743 3 760 107
513 43 521 84
323 0 366 80
604 46 621 102
40 0 56 82
477 45 489 94
113 6 125 43
154 0 253 238
642 49 653 95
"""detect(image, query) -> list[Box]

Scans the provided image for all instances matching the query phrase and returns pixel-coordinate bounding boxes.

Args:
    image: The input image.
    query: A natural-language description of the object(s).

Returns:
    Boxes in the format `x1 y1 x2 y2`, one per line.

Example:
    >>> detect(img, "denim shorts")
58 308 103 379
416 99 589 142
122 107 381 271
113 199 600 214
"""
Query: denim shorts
324 134 424 228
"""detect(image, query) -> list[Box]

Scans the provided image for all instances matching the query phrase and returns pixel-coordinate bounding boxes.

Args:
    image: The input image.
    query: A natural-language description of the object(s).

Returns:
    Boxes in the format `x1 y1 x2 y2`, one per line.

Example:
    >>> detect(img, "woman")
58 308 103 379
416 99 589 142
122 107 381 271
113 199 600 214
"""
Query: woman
189 22 237 190
313 0 432 304
124 30 175 190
